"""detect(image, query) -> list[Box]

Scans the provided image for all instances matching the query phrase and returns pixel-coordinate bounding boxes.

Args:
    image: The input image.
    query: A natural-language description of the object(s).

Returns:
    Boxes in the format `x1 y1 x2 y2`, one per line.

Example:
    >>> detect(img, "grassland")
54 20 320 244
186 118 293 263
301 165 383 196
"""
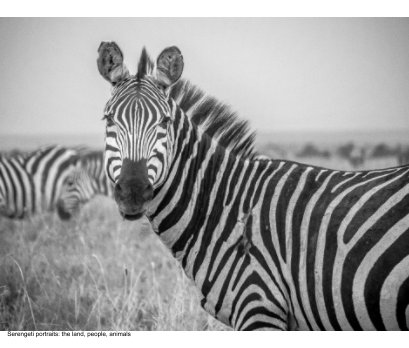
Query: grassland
0 197 228 331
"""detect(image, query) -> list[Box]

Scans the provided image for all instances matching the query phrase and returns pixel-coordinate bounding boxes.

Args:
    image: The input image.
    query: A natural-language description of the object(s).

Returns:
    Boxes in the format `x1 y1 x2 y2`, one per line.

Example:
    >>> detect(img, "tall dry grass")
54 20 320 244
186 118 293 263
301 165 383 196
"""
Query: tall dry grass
0 197 228 331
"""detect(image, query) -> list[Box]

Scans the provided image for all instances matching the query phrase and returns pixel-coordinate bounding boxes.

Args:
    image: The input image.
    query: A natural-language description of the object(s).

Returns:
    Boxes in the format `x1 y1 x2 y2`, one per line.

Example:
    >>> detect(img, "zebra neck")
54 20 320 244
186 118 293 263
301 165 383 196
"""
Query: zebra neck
147 123 257 273
93 174 112 197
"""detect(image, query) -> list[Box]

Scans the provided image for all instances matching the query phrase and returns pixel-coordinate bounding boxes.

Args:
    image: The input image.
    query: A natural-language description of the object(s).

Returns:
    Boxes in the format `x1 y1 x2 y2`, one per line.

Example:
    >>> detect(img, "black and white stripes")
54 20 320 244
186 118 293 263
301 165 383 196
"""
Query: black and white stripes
0 153 35 218
0 145 78 218
153 125 409 331
97 43 409 330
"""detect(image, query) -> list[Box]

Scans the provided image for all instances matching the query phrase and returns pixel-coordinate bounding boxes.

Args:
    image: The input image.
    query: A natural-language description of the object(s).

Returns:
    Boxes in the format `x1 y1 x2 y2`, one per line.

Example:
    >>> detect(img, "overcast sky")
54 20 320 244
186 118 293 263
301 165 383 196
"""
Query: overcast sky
1 17 409 136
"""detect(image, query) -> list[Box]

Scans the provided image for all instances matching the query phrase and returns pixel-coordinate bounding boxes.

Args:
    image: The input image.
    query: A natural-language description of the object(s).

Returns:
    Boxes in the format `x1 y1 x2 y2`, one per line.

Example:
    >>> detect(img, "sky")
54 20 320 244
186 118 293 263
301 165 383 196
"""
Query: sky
1 17 409 136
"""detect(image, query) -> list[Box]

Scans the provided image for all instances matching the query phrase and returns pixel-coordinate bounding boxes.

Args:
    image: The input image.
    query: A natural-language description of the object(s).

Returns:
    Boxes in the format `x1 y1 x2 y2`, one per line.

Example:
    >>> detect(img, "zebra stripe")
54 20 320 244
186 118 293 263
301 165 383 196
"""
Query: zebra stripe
97 43 409 330
0 153 35 218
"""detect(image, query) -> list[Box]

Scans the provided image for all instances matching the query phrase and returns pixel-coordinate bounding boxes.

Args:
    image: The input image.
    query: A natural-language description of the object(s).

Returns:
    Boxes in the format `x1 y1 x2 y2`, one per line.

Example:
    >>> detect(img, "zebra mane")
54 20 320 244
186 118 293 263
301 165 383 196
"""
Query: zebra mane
169 79 257 159
137 47 154 81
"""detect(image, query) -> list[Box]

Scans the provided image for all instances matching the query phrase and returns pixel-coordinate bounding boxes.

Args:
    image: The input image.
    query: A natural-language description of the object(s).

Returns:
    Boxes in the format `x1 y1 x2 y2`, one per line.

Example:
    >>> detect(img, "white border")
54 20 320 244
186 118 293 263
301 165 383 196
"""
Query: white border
0 330 407 348
1 0 409 17
0 7 408 348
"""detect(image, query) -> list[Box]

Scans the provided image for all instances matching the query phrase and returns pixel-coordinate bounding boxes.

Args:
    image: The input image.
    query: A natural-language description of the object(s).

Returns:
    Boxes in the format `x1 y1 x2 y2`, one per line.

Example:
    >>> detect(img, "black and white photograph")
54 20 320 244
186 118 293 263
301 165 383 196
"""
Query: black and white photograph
1 13 409 337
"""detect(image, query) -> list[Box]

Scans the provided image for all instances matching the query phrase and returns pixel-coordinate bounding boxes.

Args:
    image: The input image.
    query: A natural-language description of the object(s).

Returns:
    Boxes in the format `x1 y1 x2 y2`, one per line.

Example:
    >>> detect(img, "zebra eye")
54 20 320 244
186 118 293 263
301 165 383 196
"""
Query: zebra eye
160 116 172 125
66 179 74 187
102 114 114 124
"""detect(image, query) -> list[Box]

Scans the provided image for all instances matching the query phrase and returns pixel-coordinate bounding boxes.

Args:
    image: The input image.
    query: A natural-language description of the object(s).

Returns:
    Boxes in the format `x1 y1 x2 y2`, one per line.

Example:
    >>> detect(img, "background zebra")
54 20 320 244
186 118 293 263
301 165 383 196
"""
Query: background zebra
0 145 79 219
56 150 113 220
97 42 409 330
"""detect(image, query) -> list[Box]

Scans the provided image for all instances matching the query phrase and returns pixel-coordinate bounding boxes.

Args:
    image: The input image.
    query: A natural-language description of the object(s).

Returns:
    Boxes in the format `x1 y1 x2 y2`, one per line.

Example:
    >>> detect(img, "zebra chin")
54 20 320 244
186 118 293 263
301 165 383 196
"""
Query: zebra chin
116 202 147 221
119 210 146 221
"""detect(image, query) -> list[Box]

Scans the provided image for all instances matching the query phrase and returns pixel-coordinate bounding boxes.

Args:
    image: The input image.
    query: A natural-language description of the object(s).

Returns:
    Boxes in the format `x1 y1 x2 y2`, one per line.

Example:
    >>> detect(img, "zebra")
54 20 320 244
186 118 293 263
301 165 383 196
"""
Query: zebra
56 150 113 220
0 145 79 218
96 42 409 330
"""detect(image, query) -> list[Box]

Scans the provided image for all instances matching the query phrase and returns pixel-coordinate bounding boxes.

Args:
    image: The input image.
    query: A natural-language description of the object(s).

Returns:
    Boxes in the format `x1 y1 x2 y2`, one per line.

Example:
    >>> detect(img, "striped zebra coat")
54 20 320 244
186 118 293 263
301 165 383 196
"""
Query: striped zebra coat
97 42 409 330
0 145 79 218
0 152 35 218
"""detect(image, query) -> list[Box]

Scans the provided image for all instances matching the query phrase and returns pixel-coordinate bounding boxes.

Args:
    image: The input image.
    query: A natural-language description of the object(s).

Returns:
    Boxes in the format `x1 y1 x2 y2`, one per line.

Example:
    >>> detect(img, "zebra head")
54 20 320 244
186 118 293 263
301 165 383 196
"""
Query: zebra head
56 169 95 220
56 151 111 220
97 42 183 220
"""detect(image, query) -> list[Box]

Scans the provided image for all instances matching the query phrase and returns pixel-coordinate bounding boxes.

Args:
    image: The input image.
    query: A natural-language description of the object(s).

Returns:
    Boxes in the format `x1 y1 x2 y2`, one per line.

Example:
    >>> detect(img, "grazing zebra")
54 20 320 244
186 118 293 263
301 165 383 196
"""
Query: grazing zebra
57 150 113 220
0 145 79 218
96 42 409 330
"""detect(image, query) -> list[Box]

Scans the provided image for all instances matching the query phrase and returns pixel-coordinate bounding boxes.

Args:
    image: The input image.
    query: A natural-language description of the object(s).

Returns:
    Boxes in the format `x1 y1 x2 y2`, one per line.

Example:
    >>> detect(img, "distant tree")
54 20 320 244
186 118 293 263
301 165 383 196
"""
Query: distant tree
297 143 330 158
337 142 355 159
371 143 398 158
322 150 331 158
349 147 366 168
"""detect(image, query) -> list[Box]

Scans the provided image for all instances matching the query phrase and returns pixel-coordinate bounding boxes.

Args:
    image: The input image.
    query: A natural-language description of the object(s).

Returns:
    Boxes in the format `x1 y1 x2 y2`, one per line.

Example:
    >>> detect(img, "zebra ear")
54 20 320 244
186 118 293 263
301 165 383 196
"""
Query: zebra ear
155 46 184 89
97 42 130 85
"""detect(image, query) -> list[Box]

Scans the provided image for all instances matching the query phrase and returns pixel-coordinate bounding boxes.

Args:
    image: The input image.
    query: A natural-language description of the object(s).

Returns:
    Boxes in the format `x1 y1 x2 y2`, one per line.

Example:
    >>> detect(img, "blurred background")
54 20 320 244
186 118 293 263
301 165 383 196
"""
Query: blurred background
1 18 409 331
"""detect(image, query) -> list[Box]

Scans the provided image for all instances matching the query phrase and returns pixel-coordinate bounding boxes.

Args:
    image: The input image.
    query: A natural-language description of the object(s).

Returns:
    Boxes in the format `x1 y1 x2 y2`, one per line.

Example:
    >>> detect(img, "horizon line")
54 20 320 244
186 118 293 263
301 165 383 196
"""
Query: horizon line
1 128 409 137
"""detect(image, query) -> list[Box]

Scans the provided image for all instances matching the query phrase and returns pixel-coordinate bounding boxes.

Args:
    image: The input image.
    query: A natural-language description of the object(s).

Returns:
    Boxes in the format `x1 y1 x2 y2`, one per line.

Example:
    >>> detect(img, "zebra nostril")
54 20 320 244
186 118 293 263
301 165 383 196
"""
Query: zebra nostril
115 182 122 192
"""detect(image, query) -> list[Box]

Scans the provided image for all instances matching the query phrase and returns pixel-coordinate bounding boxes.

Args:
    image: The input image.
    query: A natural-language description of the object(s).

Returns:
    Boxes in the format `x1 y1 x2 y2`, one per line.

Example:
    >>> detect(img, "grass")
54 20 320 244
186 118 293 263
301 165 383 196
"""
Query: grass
0 197 228 331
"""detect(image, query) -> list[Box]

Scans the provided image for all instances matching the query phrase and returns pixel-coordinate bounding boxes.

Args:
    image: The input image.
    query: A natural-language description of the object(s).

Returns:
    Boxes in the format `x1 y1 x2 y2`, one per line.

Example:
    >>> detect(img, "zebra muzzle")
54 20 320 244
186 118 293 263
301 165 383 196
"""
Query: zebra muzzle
56 200 73 220
114 159 153 221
